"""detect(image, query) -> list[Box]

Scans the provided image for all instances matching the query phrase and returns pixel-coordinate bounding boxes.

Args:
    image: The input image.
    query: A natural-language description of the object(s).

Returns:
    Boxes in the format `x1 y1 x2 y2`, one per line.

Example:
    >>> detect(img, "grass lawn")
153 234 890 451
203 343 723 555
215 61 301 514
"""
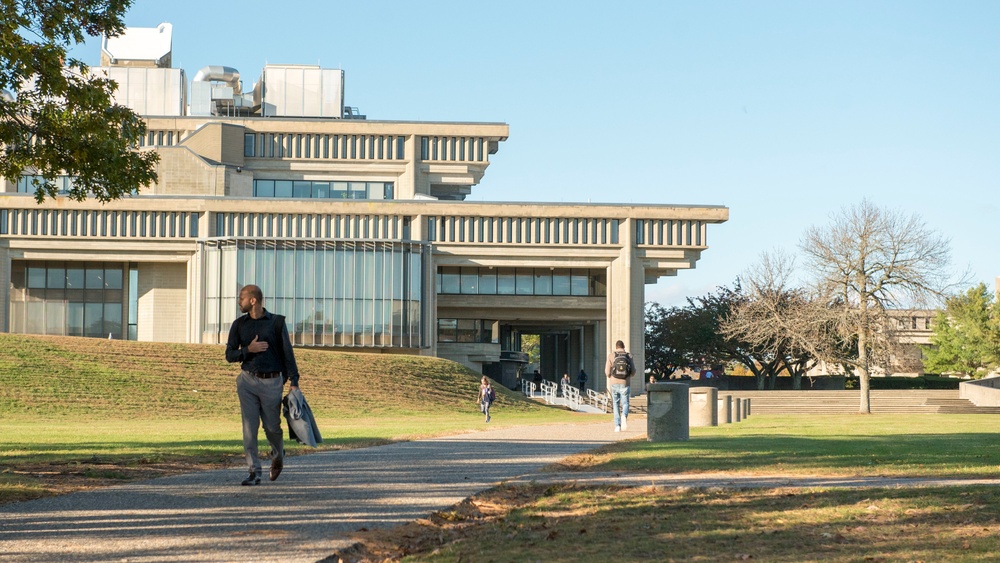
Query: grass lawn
0 333 582 503
5 333 1000 561
340 483 1000 562
556 413 1000 478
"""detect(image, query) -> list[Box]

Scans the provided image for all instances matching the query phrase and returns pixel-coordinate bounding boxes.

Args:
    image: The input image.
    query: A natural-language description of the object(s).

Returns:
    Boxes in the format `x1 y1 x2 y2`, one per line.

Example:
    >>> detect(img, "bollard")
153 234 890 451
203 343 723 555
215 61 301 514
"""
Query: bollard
718 395 733 424
646 382 689 441
744 397 751 417
734 396 743 422
689 386 718 427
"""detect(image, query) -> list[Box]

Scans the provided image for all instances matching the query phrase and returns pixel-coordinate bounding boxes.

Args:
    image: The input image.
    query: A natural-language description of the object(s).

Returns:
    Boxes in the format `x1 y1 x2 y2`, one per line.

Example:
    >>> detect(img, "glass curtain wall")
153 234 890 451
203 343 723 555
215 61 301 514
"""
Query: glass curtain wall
8 260 128 338
437 267 606 296
203 239 425 348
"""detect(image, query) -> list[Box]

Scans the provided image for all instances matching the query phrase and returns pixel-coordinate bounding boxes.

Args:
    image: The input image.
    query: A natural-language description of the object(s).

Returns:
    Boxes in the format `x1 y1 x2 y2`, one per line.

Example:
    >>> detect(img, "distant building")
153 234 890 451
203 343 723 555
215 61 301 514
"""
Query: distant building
0 24 728 392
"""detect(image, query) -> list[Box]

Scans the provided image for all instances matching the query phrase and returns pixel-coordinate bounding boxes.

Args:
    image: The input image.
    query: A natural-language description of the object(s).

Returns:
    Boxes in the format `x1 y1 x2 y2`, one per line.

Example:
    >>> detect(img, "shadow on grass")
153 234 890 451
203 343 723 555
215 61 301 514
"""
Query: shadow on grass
574 432 1000 477
451 484 1000 562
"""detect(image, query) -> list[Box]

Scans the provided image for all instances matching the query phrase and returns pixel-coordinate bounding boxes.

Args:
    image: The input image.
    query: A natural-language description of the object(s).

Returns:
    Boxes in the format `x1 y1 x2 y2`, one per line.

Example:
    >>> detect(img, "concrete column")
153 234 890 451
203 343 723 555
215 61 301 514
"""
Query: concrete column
733 396 743 422
744 398 751 418
718 395 733 424
0 243 9 332
647 382 689 442
689 386 718 427
423 244 437 357
607 218 645 397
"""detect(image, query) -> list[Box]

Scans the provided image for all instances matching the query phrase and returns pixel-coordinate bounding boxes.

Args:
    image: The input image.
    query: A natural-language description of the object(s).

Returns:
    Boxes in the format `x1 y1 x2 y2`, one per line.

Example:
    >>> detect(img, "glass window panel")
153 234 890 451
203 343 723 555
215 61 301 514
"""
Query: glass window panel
348 182 367 199
313 182 330 198
384 183 394 200
552 271 571 295
104 303 122 339
66 268 84 289
479 270 497 294
438 318 457 343
456 319 477 343
27 266 46 289
244 133 255 157
25 302 43 334
47 267 65 289
84 303 104 337
85 267 104 289
373 251 385 299
331 182 349 199
460 267 478 294
274 181 293 198
255 180 274 197
571 269 590 296
104 267 123 289
293 181 311 198
515 268 534 295
439 266 460 294
68 302 84 336
497 267 515 295
533 271 552 295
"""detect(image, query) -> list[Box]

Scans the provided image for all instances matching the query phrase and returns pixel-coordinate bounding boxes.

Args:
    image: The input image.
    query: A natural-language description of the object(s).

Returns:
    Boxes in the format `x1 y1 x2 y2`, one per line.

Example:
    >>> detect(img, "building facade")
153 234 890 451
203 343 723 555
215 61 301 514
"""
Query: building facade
1 24 728 392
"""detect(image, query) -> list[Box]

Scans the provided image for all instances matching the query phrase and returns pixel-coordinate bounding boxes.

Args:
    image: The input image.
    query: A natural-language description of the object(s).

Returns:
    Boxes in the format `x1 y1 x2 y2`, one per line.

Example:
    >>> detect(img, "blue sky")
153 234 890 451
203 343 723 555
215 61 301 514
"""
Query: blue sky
71 1 1000 306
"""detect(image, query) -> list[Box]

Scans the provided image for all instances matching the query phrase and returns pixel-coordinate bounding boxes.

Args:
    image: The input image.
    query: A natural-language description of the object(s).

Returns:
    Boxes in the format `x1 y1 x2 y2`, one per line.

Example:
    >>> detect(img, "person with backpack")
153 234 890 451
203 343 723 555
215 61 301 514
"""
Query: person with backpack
477 376 496 423
577 368 588 393
604 339 634 432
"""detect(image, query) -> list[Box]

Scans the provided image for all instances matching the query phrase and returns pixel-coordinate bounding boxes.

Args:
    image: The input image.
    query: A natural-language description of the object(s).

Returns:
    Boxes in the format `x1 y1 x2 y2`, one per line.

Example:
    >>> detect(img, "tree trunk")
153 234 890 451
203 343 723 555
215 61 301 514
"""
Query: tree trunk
857 325 871 413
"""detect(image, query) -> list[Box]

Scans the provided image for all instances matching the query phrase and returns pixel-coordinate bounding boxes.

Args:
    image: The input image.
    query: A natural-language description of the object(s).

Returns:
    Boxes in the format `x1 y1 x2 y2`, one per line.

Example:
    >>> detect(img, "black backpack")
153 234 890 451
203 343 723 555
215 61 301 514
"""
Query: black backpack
611 351 633 378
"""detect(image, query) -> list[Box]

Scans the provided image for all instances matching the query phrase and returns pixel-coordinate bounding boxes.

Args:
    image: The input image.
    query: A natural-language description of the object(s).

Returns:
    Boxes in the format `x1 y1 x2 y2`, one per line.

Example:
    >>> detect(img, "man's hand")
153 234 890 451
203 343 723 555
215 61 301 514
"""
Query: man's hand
247 335 269 353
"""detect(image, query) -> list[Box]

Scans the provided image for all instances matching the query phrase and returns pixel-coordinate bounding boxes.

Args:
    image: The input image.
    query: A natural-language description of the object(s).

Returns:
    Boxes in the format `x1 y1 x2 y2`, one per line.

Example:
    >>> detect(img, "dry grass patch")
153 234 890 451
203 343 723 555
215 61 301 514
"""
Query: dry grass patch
329 484 1000 562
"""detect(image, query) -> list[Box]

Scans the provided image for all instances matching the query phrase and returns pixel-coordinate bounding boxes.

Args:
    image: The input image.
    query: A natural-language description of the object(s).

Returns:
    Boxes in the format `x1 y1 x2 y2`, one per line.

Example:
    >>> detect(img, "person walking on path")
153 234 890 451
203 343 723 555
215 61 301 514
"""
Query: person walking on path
577 368 588 393
604 340 635 432
226 284 300 486
560 373 571 397
478 376 495 423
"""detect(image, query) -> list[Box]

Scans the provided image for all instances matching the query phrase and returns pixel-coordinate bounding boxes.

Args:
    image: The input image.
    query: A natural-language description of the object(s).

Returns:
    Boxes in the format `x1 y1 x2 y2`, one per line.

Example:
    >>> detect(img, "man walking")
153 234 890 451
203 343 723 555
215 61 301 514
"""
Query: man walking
226 284 300 486
604 340 634 432
577 369 588 393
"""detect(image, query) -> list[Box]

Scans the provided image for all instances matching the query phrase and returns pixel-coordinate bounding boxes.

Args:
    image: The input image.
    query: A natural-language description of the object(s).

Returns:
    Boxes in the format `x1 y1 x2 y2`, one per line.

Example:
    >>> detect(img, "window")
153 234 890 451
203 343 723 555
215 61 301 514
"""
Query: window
244 133 255 157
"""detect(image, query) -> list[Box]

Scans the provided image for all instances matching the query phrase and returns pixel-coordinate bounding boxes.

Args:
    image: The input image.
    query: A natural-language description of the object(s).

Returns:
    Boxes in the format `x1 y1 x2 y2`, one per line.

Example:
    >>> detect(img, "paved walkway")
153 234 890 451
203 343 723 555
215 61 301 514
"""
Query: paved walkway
0 421 627 563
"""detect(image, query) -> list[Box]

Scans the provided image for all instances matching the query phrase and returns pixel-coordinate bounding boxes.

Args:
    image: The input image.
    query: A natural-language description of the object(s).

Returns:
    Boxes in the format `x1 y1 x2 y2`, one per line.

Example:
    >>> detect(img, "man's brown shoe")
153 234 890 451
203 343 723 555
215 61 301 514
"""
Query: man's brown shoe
269 457 283 481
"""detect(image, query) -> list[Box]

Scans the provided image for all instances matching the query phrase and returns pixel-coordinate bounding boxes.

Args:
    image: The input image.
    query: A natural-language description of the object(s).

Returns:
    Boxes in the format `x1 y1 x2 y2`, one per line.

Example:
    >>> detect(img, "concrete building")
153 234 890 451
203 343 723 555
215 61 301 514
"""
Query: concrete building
0 24 728 393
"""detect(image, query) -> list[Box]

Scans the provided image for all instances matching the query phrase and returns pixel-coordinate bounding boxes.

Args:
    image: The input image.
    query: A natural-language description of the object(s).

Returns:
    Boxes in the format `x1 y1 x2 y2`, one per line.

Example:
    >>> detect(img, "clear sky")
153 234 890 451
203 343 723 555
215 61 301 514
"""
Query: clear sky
70 1 1000 306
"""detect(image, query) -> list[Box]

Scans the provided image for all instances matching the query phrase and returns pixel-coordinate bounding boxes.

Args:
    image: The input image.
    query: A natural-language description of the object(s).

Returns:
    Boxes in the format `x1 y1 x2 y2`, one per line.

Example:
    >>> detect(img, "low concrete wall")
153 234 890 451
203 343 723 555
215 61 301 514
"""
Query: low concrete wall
959 376 1000 406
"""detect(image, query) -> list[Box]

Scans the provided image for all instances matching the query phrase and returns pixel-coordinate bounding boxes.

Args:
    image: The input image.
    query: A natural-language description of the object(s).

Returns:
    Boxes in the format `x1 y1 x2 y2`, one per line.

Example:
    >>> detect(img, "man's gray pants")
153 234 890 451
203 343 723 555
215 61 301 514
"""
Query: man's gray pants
236 371 285 476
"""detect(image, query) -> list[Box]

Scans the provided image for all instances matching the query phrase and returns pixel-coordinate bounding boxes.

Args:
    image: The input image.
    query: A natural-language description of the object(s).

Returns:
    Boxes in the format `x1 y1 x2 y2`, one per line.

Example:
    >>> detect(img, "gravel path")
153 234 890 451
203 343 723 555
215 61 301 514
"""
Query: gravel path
0 421 627 563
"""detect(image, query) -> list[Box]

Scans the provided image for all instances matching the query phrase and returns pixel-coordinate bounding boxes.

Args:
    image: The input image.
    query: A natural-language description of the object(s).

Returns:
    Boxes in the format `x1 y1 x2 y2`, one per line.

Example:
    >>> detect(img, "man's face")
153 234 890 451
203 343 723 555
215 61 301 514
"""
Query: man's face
238 290 255 313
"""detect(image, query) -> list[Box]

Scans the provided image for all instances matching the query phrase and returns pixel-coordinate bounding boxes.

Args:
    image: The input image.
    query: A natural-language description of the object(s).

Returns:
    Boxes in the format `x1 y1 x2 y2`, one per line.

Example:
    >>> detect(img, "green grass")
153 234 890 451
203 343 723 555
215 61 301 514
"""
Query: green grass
560 413 1000 477
384 484 1000 562
0 333 584 502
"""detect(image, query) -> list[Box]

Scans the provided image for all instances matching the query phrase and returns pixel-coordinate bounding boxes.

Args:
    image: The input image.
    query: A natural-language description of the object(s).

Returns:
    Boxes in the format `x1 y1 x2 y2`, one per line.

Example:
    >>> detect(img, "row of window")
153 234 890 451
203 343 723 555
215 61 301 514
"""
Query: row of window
419 136 486 162
0 208 199 238
252 180 394 200
428 216 620 245
16 175 75 195
9 261 138 340
437 318 497 344
437 267 606 296
634 219 704 246
139 130 179 147
244 133 406 161
203 239 425 348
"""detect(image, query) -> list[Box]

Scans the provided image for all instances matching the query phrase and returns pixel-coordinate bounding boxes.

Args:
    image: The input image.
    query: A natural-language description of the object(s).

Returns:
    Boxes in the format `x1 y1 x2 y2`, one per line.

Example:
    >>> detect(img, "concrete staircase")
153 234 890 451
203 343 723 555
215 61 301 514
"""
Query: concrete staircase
730 389 1000 415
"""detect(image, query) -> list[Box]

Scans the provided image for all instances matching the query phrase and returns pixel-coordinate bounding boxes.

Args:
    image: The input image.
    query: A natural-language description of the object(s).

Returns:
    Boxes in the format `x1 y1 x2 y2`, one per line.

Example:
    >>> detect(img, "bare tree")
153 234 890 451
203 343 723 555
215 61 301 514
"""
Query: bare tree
800 199 955 413
721 250 835 389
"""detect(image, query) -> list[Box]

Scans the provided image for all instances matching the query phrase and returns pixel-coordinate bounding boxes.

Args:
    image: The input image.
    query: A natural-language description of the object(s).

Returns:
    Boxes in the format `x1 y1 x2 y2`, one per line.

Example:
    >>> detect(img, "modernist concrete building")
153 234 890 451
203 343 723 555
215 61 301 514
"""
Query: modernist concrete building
0 24 728 392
